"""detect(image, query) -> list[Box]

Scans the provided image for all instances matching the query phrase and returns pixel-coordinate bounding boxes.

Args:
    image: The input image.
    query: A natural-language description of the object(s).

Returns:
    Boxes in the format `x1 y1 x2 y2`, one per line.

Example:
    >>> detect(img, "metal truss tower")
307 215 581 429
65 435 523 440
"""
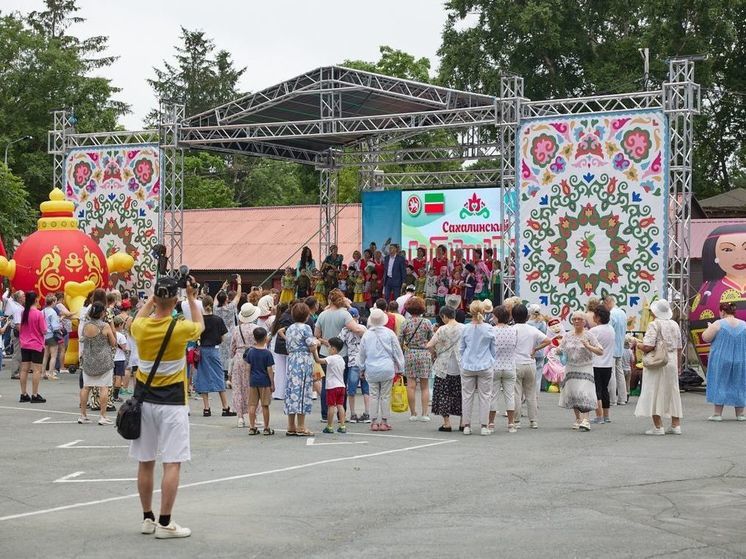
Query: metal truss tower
498 76 524 301
159 102 186 274
664 59 700 336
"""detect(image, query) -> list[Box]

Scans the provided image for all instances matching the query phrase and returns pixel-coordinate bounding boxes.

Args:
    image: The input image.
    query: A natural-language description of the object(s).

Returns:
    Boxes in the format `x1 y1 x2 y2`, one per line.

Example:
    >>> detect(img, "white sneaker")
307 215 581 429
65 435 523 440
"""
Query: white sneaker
141 518 157 535
507 424 517 433
98 416 112 425
237 416 246 428
707 415 723 422
530 421 538 429
578 420 591 432
645 427 665 436
480 427 491 436
77 415 90 424
409 415 419 422
737 416 746 422
571 422 580 430
666 426 682 435
462 426 472 435
155 521 191 539
419 415 431 422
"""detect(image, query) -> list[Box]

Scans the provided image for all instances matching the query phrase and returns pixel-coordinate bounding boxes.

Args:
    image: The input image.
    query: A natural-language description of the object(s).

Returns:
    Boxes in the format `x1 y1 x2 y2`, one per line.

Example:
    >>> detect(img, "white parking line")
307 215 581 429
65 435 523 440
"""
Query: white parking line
306 437 368 446
54 471 136 483
33 417 79 424
0 439 456 522
0 405 79 416
57 440 128 449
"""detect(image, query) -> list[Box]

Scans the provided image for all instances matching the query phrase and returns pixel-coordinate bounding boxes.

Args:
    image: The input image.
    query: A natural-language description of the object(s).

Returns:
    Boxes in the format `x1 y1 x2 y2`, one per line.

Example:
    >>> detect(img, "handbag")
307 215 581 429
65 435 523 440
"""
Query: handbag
116 318 177 440
390 374 409 413
642 321 669 369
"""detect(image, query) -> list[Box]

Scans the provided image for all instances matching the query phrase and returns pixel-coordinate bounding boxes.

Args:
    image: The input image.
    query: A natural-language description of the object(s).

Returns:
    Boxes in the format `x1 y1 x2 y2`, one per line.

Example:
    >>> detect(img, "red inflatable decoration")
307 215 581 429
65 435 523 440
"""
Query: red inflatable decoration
0 188 134 365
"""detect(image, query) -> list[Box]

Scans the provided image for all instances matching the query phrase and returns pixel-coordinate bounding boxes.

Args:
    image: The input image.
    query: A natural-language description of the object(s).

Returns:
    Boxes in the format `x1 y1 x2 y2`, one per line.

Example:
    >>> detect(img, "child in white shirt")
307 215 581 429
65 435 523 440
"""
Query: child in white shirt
313 337 347 433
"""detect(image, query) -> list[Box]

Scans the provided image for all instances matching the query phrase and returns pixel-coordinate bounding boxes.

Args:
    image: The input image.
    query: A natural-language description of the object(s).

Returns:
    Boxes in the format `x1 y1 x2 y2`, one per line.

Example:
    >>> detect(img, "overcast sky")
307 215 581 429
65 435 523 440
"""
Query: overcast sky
4 0 458 129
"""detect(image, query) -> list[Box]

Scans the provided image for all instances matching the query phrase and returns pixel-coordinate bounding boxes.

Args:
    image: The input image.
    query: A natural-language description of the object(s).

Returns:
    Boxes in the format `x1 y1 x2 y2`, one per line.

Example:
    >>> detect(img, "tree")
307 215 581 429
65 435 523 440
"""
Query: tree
438 0 745 197
0 1 127 206
0 164 37 249
183 152 237 209
146 28 246 123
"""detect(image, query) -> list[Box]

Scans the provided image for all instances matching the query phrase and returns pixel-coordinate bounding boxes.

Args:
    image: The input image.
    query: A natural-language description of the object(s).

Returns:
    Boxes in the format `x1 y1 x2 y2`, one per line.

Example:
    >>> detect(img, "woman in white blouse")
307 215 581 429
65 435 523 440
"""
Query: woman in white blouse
634 299 683 435
489 305 517 433
558 310 604 431
426 307 464 432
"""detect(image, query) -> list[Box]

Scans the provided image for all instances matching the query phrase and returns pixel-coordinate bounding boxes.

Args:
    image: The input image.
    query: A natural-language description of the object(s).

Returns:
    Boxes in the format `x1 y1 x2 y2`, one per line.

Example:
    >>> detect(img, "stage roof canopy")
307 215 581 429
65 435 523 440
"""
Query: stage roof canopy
178 66 498 166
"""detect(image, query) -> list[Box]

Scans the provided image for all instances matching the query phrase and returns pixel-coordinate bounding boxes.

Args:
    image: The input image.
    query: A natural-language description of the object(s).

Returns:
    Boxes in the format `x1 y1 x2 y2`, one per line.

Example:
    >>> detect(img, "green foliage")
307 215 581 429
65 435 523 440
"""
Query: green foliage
0 1 127 207
438 0 746 196
183 152 236 209
146 27 246 124
0 164 37 249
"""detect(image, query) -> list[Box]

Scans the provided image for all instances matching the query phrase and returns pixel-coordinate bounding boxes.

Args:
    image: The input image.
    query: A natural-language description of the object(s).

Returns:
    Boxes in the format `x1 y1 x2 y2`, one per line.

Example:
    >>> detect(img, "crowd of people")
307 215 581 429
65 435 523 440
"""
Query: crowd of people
3 242 746 538
286 242 503 312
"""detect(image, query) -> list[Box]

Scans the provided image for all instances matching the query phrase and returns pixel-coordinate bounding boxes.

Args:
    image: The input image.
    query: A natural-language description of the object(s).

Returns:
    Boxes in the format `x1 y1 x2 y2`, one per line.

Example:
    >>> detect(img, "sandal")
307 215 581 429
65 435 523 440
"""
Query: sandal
203 408 211 417
285 431 297 437
248 427 260 435
263 428 275 436
438 426 452 432
295 430 314 437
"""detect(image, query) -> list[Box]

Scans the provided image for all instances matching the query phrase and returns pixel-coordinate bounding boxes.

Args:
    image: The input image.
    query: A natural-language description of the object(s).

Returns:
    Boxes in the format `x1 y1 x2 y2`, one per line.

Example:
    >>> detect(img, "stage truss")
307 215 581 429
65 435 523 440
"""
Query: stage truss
50 61 698 348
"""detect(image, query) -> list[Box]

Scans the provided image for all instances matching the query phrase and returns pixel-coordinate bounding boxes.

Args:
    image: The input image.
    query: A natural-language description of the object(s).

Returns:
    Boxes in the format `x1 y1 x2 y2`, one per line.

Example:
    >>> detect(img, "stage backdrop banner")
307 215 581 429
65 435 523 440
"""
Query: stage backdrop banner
401 187 506 261
517 110 667 324
65 145 160 295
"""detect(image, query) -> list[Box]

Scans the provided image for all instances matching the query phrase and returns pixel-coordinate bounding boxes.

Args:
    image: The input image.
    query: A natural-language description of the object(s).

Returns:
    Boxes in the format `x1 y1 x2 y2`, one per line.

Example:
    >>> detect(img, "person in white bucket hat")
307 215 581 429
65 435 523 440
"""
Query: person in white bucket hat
634 299 684 436
230 303 261 427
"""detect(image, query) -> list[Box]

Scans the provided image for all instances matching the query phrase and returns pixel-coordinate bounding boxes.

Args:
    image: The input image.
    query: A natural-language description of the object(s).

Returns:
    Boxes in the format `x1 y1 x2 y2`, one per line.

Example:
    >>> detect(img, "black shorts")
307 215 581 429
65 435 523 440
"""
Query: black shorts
114 361 126 376
20 348 44 364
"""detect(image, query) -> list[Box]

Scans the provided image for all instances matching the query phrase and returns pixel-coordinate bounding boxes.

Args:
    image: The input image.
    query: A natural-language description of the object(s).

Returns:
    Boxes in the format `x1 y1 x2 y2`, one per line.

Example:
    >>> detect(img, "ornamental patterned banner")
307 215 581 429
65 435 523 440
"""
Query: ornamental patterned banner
65 146 160 294
517 110 667 325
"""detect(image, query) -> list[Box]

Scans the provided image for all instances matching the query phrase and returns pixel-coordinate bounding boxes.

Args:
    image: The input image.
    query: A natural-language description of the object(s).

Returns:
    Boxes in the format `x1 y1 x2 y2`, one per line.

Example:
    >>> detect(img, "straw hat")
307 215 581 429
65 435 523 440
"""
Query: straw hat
368 308 388 327
650 299 673 320
238 303 260 324
257 294 275 316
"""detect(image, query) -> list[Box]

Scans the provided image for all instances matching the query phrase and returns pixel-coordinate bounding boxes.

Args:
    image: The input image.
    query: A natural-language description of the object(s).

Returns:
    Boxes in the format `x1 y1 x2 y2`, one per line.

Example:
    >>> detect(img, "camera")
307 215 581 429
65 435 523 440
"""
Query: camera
174 264 198 290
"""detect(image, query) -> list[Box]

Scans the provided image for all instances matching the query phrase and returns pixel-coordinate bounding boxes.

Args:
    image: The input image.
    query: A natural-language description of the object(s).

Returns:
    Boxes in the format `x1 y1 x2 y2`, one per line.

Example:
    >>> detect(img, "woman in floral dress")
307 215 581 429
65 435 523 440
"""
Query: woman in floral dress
400 297 434 421
230 303 260 427
558 310 603 432
427 306 463 431
283 302 317 436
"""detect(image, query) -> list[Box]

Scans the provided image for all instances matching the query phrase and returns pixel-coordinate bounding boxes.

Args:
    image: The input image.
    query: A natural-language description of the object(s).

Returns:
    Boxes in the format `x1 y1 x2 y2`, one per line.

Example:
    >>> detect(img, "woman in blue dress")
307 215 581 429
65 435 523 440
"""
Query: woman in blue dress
702 302 746 421
282 302 317 436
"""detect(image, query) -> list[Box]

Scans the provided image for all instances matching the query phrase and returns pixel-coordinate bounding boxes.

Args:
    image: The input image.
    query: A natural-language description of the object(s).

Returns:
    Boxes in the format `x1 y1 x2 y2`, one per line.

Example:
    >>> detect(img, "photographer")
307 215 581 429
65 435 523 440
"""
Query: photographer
129 276 204 539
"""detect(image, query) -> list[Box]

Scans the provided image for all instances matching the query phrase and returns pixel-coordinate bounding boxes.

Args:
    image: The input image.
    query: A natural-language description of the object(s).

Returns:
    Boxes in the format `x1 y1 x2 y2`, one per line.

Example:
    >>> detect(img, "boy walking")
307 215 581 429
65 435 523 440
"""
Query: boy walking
243 327 275 436
313 337 347 433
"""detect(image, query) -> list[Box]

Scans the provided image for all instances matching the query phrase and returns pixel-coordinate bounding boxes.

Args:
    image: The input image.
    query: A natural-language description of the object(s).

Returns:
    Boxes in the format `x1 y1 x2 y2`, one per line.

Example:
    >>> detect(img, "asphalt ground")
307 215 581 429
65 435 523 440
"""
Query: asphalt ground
0 367 744 559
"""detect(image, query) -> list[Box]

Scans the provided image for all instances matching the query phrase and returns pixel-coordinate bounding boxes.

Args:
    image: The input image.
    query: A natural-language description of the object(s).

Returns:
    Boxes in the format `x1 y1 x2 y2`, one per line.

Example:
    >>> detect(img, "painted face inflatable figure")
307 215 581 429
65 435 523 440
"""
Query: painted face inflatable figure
689 224 746 366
